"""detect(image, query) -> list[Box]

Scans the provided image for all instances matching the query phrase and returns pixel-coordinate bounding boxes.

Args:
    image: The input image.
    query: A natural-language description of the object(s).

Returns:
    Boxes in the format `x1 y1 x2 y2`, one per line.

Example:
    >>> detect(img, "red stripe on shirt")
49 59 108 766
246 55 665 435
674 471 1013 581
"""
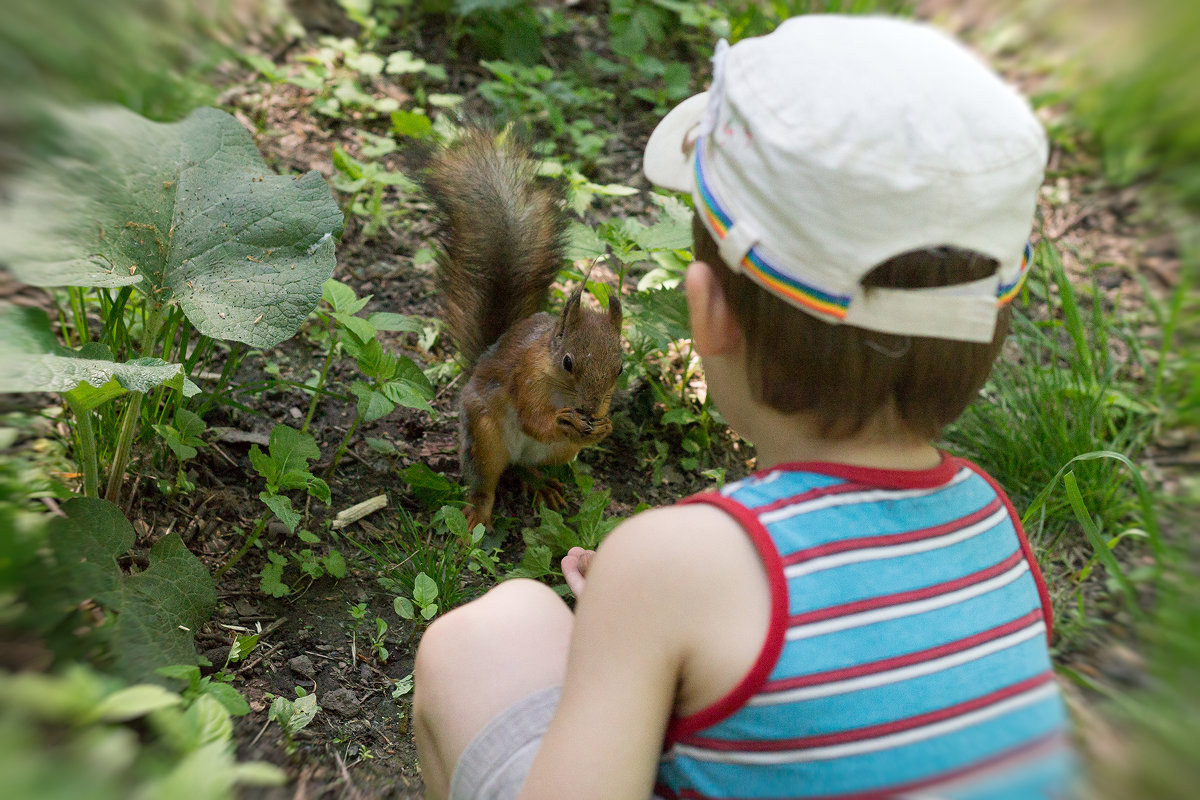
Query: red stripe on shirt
681 671 1056 752
664 492 790 746
955 458 1056 642
751 481 869 516
655 730 1067 800
761 608 1045 693
780 498 1003 566
787 549 1026 627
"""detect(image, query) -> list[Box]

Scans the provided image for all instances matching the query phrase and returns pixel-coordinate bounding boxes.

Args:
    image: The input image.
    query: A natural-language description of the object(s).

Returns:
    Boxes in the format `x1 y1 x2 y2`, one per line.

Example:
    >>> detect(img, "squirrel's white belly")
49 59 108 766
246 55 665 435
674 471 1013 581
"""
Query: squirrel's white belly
502 406 559 465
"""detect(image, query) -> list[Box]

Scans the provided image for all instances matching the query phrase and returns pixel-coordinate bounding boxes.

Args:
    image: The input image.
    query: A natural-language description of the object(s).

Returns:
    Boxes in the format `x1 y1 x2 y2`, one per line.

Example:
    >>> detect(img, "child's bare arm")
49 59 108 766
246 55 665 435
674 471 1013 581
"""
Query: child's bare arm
518 505 771 800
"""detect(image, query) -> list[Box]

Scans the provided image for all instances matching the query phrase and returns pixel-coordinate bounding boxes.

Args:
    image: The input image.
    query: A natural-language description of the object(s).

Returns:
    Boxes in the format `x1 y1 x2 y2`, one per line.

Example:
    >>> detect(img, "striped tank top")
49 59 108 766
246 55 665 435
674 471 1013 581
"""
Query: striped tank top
654 454 1074 799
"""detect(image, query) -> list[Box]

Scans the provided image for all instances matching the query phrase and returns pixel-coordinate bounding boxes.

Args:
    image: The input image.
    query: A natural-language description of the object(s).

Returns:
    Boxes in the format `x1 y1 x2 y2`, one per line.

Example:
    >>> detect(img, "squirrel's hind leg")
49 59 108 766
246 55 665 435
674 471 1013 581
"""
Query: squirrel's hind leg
461 402 509 530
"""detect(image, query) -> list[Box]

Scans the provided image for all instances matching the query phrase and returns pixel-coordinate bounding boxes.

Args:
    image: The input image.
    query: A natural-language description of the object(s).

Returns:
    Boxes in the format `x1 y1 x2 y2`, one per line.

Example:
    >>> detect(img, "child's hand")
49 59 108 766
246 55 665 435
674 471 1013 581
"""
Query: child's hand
561 546 595 599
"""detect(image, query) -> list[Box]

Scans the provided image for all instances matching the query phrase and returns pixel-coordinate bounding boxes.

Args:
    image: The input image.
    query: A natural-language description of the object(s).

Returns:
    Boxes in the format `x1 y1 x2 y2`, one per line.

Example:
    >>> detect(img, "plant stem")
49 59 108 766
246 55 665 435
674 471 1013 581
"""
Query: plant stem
325 411 362 479
65 394 100 498
216 512 271 579
104 392 143 505
303 324 339 434
104 302 164 505
198 341 247 416
69 287 90 346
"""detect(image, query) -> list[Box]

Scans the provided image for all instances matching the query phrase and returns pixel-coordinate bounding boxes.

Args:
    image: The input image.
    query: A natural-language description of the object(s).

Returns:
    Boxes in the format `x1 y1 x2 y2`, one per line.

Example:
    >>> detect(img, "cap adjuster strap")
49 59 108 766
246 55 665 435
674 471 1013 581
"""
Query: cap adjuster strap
845 275 1001 343
719 220 760 272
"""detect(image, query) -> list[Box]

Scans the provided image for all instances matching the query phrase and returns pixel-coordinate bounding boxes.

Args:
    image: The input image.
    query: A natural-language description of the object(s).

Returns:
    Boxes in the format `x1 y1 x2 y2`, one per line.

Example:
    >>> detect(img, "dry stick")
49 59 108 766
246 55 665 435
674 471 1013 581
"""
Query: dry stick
331 494 388 529
331 747 367 800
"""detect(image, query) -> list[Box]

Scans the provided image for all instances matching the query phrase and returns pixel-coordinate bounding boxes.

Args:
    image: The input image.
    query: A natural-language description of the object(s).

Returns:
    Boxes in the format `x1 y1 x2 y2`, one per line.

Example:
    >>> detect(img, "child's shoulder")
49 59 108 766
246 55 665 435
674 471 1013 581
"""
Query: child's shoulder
591 501 768 611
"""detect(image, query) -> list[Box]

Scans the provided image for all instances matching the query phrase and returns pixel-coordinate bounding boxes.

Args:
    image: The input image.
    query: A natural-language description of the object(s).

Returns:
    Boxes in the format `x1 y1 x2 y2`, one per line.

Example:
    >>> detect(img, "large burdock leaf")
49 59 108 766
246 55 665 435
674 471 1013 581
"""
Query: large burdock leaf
48 497 217 682
0 105 342 348
0 306 193 395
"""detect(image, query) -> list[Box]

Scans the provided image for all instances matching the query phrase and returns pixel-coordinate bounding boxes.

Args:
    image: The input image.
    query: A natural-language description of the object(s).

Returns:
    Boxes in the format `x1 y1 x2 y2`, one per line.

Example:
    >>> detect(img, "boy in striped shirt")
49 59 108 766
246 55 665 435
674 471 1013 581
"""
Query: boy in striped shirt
412 14 1074 800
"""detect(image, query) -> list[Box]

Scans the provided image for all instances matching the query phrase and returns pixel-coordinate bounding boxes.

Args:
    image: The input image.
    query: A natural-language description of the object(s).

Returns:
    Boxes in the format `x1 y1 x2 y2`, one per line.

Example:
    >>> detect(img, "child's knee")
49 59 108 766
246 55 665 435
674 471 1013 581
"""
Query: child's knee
414 580 567 679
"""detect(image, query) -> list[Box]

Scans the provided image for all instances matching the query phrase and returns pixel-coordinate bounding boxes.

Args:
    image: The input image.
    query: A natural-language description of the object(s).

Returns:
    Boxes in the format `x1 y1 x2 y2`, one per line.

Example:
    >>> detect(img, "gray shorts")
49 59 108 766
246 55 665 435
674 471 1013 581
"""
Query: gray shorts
448 686 561 800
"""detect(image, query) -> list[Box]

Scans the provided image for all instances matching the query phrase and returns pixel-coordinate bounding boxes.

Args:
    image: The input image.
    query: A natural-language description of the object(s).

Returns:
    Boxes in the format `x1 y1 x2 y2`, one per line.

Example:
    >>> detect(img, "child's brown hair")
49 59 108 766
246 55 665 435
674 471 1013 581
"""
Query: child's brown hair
693 216 1010 440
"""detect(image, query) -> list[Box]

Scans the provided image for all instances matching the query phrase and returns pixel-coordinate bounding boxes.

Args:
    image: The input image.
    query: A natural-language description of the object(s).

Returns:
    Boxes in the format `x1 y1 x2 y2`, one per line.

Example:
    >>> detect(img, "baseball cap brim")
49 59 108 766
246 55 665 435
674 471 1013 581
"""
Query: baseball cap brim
643 92 709 193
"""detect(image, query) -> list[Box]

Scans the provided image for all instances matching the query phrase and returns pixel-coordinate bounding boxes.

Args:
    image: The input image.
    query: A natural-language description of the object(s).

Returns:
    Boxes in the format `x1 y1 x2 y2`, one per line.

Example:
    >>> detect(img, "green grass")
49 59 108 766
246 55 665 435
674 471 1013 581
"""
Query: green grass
946 243 1163 545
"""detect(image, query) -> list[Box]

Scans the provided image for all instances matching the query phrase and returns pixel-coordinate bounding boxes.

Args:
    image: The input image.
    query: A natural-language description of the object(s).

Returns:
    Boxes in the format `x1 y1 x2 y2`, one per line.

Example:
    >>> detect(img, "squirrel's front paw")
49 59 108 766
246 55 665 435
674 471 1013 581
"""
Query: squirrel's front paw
586 416 613 441
556 407 593 438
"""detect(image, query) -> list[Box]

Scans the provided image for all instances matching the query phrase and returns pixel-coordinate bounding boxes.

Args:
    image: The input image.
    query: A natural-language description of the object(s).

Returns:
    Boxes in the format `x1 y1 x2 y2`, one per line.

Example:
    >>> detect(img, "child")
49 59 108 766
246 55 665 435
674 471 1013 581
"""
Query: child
412 14 1074 800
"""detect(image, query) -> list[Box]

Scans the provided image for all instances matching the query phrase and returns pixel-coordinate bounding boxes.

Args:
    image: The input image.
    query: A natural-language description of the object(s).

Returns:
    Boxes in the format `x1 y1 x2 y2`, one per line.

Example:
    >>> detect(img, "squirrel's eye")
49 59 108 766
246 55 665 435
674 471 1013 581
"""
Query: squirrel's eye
616 364 624 377
562 354 574 373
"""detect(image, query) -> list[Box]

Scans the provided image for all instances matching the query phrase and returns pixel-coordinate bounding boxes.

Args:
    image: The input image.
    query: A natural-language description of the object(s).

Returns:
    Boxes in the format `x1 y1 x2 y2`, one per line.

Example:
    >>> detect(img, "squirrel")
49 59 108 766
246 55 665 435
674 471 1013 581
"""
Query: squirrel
419 128 623 529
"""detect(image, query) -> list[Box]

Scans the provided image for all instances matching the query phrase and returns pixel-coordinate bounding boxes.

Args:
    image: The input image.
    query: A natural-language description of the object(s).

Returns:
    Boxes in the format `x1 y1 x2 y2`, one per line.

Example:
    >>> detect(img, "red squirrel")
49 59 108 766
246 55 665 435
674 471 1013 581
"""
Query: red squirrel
419 129 623 529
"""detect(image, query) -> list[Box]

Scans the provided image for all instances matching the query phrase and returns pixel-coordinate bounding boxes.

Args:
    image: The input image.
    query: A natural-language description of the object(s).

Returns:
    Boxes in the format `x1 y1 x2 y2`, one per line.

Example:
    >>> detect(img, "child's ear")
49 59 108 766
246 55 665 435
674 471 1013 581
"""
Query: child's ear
685 261 742 357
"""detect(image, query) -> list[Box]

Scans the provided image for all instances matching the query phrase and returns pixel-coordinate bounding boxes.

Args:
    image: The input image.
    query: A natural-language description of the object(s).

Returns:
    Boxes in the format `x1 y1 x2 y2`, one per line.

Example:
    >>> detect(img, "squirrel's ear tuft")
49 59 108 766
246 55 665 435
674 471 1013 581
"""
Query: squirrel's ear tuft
607 291 622 327
554 285 584 340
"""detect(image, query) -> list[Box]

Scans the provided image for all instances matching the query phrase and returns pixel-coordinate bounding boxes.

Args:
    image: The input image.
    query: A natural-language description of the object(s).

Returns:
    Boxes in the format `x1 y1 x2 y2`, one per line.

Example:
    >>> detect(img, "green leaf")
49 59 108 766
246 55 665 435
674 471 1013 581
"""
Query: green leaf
252 425 321 489
323 549 346 580
261 492 301 533
401 463 459 505
507 543 554 580
108 533 218 681
391 109 434 139
443 506 469 539
351 381 395 423
179 693 235 750
346 51 385 76
49 497 135 602
1064 470 1138 606
174 407 206 444
393 597 414 620
367 312 424 333
394 355 434 397
155 423 199 461
88 684 182 722
64 378 128 413
259 561 290 597
306 476 331 505
0 106 342 348
385 50 427 74
322 278 369 315
229 634 260 663
365 436 397 454
382 379 434 414
338 314 378 346
157 664 201 683
413 572 439 606
297 529 321 544
0 306 185 395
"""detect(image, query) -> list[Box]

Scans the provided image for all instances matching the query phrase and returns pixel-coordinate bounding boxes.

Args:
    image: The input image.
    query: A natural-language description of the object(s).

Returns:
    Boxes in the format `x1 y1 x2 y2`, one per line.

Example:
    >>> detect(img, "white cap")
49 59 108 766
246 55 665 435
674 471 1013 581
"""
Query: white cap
643 15 1047 343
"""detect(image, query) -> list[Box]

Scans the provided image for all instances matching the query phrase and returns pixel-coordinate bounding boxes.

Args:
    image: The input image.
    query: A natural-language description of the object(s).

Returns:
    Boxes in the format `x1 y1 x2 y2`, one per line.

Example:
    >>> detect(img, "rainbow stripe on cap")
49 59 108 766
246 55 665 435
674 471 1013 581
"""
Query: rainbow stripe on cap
693 138 851 321
996 242 1033 305
694 137 1033 318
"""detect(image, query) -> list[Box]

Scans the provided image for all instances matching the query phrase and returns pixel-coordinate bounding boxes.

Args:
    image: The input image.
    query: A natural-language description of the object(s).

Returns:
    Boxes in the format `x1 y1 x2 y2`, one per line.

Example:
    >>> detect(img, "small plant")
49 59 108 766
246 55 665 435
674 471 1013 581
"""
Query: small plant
152 406 207 494
267 687 321 755
347 602 390 662
369 616 390 662
394 571 440 625
510 475 622 585
156 631 260 718
218 424 332 582
303 279 435 476
330 144 419 238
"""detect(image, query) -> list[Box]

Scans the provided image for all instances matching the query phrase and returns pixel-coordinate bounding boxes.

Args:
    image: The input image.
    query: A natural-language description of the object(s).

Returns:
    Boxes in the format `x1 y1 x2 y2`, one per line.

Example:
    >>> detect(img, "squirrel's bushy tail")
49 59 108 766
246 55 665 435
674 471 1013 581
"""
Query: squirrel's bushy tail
419 128 566 367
